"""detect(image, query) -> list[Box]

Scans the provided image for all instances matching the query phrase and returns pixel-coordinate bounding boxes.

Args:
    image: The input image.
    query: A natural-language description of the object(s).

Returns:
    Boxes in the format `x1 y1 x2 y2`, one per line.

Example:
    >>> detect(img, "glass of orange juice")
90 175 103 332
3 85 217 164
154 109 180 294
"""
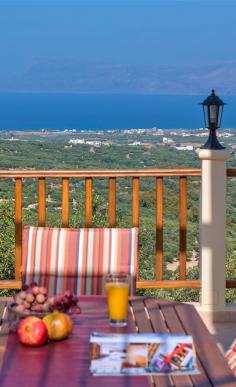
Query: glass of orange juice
105 273 130 327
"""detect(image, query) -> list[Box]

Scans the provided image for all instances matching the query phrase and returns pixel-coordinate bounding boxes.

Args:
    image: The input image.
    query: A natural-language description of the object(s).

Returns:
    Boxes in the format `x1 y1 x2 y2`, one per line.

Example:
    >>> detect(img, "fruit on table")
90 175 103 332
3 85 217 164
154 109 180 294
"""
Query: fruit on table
17 316 48 346
36 294 46 304
13 283 81 315
32 286 40 296
43 311 73 341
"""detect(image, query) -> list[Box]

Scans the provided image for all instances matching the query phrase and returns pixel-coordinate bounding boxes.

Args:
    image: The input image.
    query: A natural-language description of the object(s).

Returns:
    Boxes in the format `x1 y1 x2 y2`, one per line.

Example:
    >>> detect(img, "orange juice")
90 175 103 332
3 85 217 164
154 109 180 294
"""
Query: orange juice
105 281 129 322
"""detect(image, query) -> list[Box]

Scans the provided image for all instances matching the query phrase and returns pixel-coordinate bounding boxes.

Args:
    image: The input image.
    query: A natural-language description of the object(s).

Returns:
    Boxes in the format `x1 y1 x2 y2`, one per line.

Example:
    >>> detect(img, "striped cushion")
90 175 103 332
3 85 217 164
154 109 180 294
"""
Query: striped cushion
22 226 138 296
225 339 236 377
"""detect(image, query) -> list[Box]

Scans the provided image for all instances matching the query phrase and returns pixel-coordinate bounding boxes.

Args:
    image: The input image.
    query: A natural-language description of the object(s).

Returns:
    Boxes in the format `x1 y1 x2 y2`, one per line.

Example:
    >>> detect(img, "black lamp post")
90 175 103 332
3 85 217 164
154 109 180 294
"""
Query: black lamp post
201 89 226 149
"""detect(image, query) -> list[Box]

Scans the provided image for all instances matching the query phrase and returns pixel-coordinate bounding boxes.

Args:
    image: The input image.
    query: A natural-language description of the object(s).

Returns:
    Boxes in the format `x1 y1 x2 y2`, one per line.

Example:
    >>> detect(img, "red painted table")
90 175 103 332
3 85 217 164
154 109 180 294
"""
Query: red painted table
0 297 235 387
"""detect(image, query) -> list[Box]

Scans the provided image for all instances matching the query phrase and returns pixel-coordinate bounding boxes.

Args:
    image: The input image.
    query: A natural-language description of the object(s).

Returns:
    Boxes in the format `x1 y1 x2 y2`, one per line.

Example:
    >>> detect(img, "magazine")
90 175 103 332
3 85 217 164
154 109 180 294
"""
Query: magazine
90 332 199 376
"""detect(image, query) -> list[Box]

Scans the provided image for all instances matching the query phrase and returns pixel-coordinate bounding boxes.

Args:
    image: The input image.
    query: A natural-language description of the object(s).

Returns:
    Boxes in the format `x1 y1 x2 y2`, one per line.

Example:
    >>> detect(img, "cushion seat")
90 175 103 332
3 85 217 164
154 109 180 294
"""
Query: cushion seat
22 226 138 296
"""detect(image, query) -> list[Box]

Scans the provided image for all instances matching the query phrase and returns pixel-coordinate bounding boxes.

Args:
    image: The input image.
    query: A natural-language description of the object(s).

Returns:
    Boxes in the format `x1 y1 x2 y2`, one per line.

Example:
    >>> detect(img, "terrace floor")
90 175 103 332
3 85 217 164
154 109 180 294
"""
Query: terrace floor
197 309 236 354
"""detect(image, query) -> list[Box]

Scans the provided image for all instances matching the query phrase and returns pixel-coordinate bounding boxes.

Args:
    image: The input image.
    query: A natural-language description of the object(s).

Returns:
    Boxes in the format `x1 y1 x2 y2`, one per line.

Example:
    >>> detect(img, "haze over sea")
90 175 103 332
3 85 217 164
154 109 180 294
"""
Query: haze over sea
0 93 235 132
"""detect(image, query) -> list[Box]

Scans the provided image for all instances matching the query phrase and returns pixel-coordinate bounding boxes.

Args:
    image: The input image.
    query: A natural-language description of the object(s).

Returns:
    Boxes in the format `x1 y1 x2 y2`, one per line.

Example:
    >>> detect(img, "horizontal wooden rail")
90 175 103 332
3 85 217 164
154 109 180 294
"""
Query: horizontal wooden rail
1 166 234 178
0 279 234 290
226 280 236 288
0 168 202 178
137 280 201 289
137 280 236 289
0 280 22 289
227 168 236 176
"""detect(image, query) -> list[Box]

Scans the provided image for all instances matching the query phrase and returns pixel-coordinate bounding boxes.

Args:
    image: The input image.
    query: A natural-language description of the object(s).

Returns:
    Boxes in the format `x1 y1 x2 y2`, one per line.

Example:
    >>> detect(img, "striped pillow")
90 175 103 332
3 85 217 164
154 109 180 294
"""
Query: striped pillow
225 339 236 377
22 226 138 296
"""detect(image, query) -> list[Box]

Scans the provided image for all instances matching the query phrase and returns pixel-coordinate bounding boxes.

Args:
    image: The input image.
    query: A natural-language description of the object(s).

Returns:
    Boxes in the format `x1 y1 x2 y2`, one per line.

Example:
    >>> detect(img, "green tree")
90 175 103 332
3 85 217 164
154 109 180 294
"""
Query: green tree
0 200 15 295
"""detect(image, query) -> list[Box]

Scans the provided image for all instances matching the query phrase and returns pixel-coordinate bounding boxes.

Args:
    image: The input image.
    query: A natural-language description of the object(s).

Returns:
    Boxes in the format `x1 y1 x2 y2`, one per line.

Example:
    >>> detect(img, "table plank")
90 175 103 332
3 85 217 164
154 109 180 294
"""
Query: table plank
0 301 9 373
130 298 172 387
157 298 212 387
144 298 193 387
0 301 7 324
174 302 236 387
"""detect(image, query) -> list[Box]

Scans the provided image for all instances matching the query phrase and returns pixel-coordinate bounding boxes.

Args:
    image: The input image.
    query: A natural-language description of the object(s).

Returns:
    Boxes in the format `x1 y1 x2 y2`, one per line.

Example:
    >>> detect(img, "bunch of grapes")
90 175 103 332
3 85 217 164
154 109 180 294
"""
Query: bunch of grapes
13 283 81 314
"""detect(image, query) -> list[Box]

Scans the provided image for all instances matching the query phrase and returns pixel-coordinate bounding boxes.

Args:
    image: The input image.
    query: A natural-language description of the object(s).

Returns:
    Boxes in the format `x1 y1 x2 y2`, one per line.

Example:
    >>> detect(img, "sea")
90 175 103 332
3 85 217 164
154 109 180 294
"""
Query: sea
0 93 235 131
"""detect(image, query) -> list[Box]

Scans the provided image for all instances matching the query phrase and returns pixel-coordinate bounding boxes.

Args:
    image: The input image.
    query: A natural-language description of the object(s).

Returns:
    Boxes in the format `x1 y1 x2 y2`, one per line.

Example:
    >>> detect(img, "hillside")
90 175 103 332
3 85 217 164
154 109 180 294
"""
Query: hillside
1 61 236 95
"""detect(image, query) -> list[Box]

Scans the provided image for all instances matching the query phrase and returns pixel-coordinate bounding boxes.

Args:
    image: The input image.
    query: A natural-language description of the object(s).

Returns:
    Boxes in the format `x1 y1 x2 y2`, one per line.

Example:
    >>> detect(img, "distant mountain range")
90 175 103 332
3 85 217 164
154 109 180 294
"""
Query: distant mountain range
1 60 236 95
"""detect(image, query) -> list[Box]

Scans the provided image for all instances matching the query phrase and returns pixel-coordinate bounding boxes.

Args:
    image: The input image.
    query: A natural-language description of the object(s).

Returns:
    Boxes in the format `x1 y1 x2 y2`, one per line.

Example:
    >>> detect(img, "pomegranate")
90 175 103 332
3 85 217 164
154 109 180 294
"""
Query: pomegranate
43 311 73 341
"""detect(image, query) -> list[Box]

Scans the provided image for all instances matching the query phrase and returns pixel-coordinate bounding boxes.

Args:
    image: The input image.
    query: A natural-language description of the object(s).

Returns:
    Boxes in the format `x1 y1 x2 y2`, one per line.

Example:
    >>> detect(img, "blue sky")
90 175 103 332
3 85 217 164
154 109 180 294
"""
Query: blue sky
0 1 236 93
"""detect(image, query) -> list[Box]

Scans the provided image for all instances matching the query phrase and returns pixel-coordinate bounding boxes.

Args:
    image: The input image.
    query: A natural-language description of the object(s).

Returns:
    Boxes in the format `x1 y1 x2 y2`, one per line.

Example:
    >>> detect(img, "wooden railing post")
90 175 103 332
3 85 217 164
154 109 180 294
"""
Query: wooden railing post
132 177 140 227
62 178 69 227
85 177 93 227
156 177 163 281
179 176 187 280
38 177 46 226
108 177 116 227
15 178 22 281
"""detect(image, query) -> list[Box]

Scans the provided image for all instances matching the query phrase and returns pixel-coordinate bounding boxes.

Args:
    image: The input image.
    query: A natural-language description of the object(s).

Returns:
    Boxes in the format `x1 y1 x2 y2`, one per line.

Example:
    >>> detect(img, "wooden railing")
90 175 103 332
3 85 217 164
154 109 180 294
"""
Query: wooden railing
0 168 235 291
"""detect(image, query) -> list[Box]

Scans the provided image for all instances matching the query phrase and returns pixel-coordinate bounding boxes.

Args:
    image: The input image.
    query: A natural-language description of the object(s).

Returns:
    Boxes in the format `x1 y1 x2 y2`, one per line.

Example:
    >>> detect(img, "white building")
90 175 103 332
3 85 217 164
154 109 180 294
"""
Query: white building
175 145 194 151
128 141 142 146
162 137 174 144
69 139 85 144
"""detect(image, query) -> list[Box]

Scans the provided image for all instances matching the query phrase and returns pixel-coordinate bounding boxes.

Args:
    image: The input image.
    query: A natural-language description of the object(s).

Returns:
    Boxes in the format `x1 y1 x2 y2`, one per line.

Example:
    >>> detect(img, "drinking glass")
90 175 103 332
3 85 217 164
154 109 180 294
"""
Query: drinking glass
105 273 130 327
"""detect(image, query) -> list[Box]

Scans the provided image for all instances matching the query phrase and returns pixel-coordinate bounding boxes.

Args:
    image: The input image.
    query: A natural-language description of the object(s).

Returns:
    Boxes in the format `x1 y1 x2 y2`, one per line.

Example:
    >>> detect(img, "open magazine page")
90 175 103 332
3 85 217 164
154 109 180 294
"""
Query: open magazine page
90 332 200 376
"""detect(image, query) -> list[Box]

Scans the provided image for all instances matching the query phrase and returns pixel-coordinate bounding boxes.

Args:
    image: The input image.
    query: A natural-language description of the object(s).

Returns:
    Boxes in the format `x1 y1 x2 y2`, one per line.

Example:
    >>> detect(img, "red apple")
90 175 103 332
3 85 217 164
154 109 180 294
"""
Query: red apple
17 316 48 346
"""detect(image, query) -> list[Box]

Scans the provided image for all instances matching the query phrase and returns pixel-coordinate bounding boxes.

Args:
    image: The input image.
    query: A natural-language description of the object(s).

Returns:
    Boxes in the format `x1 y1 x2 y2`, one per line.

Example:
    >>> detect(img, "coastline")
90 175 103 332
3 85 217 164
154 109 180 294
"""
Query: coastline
0 127 230 135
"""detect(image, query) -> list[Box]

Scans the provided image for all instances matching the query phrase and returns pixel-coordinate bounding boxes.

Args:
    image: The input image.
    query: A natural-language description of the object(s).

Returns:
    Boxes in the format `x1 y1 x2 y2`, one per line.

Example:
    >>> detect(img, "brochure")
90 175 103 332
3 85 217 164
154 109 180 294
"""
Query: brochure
90 332 199 376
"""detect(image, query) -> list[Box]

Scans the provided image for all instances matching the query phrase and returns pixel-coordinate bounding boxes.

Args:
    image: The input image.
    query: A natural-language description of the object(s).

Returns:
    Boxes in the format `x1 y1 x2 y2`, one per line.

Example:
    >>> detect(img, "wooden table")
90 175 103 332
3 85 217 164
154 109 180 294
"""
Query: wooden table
0 297 235 387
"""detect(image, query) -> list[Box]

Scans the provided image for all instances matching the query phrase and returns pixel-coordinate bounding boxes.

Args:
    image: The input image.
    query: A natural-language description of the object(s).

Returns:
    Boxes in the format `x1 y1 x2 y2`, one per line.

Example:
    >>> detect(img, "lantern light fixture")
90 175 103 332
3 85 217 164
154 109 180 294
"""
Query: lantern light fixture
201 90 226 150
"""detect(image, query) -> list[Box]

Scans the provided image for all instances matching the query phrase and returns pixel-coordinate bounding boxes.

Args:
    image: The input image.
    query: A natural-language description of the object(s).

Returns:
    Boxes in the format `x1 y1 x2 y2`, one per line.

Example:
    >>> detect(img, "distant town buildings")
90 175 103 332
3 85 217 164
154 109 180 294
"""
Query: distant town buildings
63 129 77 133
68 138 111 147
18 126 234 153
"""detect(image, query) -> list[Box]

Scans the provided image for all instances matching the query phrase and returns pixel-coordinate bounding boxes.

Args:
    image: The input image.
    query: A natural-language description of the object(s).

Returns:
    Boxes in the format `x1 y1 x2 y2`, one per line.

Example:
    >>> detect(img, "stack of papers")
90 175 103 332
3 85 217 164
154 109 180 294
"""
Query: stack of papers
90 332 199 376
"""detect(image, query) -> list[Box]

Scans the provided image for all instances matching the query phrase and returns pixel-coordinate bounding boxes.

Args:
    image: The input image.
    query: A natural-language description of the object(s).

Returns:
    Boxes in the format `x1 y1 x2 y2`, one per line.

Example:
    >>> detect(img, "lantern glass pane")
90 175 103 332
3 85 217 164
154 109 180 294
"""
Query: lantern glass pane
209 105 218 126
203 105 209 128
217 105 223 127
